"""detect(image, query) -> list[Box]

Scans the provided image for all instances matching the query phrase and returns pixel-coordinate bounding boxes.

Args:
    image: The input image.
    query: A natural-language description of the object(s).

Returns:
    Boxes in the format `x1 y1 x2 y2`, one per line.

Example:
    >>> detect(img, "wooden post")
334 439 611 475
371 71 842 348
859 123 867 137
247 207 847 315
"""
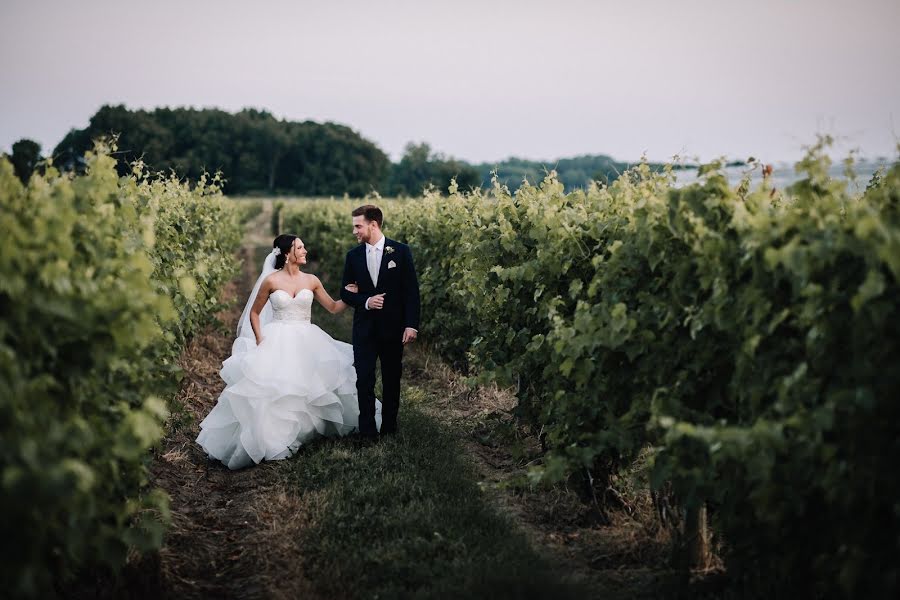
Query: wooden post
685 502 711 570
672 501 712 597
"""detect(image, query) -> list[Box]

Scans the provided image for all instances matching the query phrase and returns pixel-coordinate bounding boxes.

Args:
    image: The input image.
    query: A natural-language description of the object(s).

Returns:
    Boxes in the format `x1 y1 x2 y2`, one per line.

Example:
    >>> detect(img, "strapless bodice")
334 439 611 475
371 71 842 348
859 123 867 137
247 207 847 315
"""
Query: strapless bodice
270 288 313 323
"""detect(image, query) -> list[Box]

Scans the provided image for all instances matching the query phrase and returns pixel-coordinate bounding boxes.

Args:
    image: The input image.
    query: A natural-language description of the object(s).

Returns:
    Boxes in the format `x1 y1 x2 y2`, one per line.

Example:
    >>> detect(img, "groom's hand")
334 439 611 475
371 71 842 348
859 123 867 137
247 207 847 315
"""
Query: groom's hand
367 293 386 310
402 328 417 345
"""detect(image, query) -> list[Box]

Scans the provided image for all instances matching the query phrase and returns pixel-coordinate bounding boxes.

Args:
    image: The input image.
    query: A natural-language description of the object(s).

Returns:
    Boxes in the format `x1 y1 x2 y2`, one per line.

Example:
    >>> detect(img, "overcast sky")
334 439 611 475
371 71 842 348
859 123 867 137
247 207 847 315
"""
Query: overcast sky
2 0 898 164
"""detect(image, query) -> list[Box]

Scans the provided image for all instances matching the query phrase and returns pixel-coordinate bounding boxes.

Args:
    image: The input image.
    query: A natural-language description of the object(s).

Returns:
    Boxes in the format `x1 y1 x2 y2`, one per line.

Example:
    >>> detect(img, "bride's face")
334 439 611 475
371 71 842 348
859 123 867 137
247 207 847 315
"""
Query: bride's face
291 238 308 265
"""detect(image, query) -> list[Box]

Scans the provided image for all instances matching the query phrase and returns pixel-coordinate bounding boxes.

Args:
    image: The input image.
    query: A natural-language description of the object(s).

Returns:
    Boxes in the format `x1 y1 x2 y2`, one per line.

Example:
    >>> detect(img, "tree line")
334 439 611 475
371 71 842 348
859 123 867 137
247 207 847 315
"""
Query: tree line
5 105 643 196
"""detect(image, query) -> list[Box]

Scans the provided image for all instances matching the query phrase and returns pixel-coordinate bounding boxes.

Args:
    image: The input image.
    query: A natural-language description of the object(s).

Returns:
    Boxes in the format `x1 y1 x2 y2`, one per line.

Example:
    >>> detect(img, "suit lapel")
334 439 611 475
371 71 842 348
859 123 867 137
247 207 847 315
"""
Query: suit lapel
354 245 376 289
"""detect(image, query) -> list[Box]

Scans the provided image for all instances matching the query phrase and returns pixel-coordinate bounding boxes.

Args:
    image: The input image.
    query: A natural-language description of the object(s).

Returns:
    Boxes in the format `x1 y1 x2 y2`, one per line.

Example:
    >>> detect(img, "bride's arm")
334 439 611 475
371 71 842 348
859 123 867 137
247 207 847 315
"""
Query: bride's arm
250 277 274 344
312 275 351 314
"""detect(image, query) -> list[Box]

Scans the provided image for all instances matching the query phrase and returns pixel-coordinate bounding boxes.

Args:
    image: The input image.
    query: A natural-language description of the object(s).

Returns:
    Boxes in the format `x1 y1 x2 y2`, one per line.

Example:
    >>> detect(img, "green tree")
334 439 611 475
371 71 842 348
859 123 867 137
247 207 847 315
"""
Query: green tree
390 142 432 195
52 105 390 196
389 142 480 196
476 154 638 192
9 138 42 184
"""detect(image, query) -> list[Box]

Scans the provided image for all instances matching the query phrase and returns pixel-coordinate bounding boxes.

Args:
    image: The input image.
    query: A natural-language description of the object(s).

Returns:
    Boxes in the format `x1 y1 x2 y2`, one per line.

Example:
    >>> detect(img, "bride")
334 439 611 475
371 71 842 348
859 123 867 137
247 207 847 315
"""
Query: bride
197 233 377 469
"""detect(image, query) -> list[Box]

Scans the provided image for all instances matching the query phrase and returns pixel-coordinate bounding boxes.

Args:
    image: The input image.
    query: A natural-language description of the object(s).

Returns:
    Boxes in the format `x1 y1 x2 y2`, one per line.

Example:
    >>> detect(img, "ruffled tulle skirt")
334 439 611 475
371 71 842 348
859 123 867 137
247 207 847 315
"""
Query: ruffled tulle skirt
197 320 375 469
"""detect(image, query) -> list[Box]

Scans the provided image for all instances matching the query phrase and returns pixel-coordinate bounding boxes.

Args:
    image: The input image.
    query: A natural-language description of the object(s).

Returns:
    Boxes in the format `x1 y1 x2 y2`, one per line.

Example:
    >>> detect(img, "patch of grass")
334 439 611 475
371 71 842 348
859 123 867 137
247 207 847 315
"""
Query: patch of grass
276 406 585 599
165 396 196 434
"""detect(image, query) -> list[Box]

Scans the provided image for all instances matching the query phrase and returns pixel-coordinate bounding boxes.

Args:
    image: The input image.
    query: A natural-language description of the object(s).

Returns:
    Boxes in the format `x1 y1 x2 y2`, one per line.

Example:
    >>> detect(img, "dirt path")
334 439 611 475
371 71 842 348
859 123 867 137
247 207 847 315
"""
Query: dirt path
148 203 320 599
242 199 275 248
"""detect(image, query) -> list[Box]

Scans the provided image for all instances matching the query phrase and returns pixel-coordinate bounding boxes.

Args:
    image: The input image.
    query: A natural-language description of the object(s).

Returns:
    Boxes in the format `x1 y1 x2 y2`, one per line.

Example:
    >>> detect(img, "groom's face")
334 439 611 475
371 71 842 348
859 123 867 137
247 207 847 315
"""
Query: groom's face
352 216 378 245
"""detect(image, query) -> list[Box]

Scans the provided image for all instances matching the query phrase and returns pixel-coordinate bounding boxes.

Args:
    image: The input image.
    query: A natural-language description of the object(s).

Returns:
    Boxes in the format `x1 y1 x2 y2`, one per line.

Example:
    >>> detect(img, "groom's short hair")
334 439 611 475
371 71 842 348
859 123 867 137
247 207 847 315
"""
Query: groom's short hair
352 205 383 228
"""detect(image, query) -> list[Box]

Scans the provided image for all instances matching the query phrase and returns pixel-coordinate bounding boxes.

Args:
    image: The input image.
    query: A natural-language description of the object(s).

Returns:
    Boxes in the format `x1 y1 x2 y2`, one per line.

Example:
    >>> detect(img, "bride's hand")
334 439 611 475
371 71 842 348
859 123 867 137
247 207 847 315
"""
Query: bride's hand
345 282 359 293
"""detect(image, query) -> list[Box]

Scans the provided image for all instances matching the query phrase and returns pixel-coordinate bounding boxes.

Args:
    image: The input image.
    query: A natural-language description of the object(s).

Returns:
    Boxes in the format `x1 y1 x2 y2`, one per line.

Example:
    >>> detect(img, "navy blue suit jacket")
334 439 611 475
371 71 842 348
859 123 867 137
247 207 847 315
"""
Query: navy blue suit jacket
340 238 420 344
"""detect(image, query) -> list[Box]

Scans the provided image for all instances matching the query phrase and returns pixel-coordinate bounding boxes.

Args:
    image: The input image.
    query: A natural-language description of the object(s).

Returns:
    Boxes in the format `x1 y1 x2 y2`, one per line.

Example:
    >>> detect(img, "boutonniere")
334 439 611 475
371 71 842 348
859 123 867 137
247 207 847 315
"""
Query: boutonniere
385 246 395 254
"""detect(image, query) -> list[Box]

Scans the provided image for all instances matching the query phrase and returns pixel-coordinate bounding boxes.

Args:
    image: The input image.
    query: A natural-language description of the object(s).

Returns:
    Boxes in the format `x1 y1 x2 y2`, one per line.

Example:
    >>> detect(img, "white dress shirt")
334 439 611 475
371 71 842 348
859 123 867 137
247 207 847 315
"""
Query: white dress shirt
364 235 385 310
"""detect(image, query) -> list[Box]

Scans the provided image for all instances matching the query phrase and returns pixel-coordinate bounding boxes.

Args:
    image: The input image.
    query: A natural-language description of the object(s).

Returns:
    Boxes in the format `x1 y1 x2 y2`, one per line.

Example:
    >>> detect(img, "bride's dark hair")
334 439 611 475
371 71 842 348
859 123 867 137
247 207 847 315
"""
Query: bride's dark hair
273 234 297 270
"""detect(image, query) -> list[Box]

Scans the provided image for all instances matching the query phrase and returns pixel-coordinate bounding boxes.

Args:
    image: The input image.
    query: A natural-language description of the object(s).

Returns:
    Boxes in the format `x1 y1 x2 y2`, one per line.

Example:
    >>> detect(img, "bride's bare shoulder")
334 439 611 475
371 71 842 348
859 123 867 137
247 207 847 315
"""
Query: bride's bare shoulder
304 273 323 289
262 271 283 289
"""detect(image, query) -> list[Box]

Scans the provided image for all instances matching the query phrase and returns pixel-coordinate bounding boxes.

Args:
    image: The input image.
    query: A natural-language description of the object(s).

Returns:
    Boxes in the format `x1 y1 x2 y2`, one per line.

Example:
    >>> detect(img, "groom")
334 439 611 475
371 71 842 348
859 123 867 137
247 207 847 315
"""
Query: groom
340 205 420 439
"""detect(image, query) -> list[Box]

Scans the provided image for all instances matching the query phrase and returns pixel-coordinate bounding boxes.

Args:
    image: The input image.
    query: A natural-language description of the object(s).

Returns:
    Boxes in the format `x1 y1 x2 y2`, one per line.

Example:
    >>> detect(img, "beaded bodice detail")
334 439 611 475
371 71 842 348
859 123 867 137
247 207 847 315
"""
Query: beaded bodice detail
270 289 313 323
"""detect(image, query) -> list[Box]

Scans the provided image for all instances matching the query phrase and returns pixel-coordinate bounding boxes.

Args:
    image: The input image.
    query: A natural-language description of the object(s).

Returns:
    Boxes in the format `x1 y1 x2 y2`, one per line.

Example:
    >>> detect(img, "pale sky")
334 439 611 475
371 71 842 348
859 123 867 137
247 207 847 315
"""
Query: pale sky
2 0 898 164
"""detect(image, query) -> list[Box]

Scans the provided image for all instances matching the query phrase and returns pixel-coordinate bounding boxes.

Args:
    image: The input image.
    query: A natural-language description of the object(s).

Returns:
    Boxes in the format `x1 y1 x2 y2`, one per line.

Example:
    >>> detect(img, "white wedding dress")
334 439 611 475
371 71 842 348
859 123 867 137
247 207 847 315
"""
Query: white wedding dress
197 288 376 469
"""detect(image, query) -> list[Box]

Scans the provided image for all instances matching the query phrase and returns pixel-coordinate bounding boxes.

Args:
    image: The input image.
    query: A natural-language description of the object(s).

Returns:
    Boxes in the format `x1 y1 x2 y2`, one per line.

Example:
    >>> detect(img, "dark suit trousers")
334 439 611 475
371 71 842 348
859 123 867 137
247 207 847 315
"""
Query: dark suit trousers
354 335 403 436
